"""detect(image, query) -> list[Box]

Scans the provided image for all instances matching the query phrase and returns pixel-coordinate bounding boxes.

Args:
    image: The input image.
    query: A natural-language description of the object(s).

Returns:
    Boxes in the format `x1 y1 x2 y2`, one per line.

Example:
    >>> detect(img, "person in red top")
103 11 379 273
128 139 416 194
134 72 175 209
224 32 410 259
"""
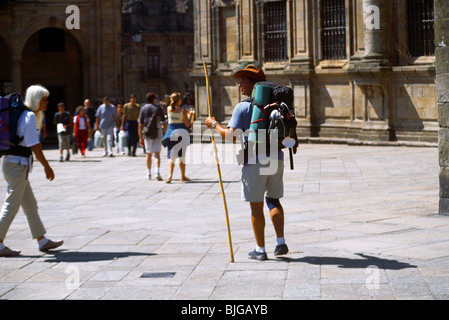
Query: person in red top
73 105 91 158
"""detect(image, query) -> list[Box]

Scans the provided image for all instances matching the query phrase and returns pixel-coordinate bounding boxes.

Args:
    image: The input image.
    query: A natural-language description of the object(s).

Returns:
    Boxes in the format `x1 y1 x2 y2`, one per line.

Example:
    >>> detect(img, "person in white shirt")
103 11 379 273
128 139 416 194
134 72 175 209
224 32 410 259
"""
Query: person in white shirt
0 85 63 257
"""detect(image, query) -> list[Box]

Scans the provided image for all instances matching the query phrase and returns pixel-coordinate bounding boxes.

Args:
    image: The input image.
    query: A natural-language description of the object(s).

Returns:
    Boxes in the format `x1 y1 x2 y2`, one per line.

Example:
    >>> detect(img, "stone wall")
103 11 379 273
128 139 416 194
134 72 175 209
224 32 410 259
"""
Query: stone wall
436 0 449 214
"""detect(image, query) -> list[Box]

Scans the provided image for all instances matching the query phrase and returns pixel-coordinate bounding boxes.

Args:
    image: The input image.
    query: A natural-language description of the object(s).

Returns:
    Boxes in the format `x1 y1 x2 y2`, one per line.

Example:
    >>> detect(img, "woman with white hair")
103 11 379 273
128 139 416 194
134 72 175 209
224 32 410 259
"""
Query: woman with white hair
0 85 63 257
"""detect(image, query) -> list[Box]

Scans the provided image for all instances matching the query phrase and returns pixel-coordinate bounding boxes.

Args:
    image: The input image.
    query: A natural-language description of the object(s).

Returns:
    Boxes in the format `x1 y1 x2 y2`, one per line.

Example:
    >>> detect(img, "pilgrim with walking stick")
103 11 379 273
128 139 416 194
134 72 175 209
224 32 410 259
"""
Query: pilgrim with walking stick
205 64 290 261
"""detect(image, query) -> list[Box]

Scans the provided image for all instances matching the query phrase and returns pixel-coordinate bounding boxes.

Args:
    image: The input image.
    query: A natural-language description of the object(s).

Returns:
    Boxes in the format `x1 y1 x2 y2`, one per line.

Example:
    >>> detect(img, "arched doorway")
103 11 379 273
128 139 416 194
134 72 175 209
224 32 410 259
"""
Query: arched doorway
21 27 83 142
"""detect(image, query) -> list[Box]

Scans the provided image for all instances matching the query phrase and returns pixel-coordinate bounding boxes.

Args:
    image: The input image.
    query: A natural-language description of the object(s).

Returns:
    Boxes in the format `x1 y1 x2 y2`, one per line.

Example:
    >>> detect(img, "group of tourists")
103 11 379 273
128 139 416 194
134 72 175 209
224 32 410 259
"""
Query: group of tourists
51 92 195 183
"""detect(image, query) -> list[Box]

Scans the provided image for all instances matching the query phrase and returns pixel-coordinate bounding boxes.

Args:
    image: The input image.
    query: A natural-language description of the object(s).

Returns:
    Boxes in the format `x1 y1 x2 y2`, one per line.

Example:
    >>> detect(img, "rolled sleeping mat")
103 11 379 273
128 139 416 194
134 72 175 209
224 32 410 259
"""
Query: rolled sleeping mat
248 84 273 143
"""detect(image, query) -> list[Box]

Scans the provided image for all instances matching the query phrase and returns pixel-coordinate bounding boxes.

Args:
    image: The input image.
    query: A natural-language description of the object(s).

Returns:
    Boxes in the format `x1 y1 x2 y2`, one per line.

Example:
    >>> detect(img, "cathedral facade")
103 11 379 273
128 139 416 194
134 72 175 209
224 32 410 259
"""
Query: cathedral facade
0 0 194 136
191 0 437 144
0 0 437 143
122 0 194 103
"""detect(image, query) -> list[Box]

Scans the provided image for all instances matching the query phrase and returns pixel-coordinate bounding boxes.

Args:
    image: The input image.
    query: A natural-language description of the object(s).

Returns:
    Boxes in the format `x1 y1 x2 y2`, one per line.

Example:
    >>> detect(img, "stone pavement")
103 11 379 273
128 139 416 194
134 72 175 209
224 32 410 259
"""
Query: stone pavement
0 141 449 301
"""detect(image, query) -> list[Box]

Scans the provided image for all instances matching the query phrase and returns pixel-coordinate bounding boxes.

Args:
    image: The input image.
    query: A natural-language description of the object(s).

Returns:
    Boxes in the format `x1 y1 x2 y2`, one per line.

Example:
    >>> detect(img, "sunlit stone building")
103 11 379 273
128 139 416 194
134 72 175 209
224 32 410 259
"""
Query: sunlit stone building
192 0 437 144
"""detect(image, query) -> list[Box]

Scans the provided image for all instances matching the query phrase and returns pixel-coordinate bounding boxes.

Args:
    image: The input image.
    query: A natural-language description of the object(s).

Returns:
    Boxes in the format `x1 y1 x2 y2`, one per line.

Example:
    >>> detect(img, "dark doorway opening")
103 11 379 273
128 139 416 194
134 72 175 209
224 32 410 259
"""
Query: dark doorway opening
21 28 82 147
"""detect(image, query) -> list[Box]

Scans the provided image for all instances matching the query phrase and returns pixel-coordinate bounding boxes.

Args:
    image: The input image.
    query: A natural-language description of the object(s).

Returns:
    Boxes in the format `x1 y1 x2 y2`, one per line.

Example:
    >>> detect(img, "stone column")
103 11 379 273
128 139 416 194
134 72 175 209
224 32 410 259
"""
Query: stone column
192 0 212 119
239 0 255 61
11 58 22 93
194 0 212 65
436 0 449 215
362 0 392 62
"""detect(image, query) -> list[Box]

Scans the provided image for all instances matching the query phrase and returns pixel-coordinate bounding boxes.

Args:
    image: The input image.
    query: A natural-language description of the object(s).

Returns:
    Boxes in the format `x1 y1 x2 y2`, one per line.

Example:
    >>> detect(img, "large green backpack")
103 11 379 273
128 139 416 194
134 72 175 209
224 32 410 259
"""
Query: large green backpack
249 82 299 169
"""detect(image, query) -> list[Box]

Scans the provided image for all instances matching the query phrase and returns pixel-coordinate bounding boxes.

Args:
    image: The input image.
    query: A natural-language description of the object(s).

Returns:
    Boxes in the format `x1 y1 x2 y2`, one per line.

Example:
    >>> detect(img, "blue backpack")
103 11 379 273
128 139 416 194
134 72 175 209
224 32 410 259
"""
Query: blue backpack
0 93 32 157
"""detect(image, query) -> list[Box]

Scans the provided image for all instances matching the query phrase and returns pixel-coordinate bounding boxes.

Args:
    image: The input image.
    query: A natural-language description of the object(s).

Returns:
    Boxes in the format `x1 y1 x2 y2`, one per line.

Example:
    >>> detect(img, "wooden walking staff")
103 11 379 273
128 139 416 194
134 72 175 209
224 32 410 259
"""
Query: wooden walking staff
203 61 234 263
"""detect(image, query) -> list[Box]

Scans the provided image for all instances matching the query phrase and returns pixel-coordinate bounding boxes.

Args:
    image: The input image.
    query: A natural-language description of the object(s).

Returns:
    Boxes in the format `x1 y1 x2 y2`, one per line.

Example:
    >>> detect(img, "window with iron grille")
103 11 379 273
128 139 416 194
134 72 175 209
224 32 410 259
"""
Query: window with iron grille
147 46 160 79
320 0 347 60
264 1 288 62
408 0 435 57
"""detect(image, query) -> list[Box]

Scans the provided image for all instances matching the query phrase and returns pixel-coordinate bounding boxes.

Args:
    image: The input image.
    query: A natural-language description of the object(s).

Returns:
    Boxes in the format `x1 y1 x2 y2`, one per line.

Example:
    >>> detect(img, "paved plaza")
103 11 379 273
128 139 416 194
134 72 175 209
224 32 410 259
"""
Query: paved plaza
0 141 448 300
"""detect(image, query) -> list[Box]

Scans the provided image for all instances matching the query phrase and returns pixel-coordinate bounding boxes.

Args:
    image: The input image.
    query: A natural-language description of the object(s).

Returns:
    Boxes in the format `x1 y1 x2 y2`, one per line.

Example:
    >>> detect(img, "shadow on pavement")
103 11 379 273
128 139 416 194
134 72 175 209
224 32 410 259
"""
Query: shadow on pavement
277 253 417 270
187 179 240 184
41 250 155 263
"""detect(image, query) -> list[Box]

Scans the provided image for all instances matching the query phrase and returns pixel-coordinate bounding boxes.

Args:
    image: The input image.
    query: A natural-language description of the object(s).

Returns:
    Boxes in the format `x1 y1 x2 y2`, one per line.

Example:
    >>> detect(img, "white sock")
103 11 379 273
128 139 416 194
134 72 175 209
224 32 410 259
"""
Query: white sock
255 246 265 253
0 243 5 251
276 237 285 246
155 168 160 175
147 169 151 176
38 237 49 248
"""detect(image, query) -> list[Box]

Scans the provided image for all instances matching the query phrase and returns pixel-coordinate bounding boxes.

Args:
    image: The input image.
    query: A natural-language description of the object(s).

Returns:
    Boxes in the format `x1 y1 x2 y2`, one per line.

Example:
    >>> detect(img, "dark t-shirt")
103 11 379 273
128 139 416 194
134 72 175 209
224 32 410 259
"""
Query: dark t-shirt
139 103 165 139
54 111 71 135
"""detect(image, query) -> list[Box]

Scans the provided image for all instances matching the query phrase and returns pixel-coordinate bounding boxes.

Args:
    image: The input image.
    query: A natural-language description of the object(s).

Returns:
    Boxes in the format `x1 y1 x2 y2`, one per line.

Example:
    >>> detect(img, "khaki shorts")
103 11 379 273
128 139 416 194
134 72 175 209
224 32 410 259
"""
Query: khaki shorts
241 160 284 202
144 137 162 154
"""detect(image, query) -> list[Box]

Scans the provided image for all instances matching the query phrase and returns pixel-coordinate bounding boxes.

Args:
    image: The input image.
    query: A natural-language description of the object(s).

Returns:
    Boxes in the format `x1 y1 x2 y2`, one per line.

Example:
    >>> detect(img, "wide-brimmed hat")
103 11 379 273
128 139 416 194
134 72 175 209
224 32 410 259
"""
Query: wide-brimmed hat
233 64 266 82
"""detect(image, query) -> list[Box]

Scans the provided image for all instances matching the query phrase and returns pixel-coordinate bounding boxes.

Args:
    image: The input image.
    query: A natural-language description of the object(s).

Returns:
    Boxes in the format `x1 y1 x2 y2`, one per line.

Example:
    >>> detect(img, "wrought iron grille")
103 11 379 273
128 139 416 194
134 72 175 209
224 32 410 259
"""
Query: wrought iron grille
264 1 288 62
408 0 435 56
147 46 160 79
321 0 347 60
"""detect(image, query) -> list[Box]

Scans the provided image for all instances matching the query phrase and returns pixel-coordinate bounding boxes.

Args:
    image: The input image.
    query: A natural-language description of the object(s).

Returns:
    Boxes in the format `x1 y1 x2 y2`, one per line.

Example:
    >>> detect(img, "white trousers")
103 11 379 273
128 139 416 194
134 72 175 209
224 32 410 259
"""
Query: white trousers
100 127 114 155
0 161 46 240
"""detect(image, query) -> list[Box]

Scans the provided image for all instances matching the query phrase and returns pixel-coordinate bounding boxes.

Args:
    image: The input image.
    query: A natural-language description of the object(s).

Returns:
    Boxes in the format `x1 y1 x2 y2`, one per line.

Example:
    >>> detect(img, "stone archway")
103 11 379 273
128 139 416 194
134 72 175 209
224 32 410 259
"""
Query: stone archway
21 27 83 139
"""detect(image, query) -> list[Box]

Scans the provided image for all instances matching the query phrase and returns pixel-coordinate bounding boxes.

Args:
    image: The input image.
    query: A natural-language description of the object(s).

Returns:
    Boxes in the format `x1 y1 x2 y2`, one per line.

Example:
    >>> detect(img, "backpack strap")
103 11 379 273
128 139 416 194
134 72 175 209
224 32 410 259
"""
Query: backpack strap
6 145 32 158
